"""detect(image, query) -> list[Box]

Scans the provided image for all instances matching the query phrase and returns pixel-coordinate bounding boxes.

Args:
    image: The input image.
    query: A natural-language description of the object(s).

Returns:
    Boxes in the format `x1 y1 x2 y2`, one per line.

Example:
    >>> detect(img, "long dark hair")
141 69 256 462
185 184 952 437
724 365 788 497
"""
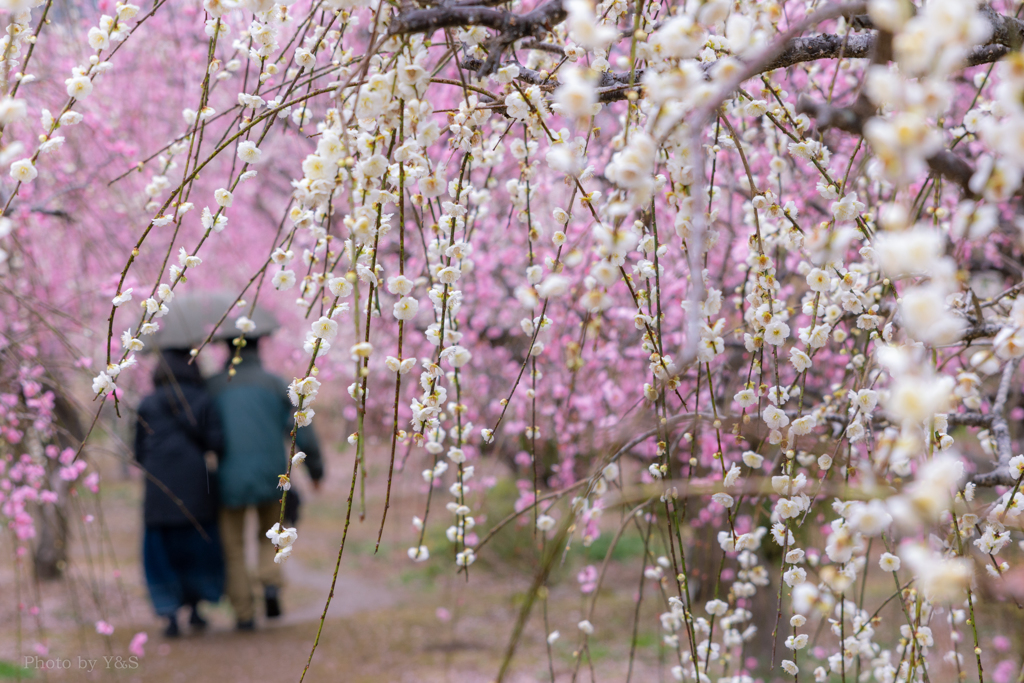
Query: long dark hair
153 349 204 387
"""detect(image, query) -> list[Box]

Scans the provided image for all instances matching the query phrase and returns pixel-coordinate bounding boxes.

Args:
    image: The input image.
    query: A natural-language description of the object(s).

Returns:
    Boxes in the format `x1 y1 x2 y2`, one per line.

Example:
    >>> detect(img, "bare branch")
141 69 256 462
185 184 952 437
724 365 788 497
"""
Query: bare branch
460 55 551 86
764 32 874 72
962 321 1003 342
767 7 1021 72
798 96 980 196
796 95 872 134
389 0 566 75
407 0 1021 103
966 44 1011 68
947 412 995 428
927 151 978 197
980 4 1024 51
973 360 1019 487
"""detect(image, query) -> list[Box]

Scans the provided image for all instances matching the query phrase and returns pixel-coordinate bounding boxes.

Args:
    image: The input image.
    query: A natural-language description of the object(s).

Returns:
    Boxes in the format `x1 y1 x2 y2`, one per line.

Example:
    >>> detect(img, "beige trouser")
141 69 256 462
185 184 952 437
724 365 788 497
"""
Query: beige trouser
219 502 282 622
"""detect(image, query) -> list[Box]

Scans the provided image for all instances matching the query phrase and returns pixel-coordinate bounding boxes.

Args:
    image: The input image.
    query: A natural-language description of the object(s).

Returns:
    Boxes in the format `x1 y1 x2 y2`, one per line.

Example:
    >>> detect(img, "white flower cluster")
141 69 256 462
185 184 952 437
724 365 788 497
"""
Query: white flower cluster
41 0 1024 674
265 522 298 563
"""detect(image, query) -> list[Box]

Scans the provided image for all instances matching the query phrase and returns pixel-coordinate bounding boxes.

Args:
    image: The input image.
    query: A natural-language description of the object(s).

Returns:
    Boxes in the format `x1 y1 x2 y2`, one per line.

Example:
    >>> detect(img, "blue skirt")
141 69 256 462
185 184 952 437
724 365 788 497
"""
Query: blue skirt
143 523 224 616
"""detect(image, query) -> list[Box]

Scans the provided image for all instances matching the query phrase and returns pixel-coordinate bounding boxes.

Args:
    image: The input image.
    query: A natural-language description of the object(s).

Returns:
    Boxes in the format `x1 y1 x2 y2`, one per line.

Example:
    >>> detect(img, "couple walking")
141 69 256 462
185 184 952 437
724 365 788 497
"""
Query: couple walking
134 339 323 636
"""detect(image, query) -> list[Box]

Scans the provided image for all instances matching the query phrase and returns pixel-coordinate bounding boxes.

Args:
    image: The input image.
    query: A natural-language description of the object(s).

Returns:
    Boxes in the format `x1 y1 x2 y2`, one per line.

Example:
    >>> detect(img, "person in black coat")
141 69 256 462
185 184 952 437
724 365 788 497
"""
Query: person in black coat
134 349 225 637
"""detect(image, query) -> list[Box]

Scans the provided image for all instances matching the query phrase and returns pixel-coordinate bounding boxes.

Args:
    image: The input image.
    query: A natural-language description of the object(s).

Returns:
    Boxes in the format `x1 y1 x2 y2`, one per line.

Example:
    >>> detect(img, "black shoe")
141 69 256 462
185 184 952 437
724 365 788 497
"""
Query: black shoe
164 615 180 638
189 605 208 630
265 586 282 619
236 619 256 631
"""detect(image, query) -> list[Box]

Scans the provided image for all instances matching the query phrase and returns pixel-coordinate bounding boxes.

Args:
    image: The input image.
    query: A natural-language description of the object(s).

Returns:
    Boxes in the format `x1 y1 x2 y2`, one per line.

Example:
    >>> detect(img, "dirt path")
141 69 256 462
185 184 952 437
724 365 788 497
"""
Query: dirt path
1 452 671 683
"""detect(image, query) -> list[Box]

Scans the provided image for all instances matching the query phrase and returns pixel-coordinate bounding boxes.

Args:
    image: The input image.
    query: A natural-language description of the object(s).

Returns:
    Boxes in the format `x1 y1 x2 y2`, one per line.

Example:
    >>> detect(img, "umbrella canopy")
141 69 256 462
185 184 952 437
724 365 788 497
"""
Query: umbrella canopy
151 291 279 350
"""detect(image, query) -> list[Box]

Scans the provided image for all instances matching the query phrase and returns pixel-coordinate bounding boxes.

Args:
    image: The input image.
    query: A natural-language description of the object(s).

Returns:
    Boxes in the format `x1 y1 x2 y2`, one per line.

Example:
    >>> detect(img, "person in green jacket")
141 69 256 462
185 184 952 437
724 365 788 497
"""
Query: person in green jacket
208 338 324 630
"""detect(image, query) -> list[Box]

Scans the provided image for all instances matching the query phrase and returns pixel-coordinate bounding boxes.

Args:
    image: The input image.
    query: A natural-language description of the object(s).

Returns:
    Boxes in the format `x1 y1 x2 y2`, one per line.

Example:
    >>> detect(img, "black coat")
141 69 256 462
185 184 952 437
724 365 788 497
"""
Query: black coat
134 383 223 526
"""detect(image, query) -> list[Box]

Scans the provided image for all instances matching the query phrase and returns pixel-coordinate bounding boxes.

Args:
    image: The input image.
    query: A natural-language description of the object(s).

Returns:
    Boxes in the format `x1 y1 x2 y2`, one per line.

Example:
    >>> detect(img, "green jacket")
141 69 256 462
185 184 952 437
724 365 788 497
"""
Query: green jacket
208 349 323 509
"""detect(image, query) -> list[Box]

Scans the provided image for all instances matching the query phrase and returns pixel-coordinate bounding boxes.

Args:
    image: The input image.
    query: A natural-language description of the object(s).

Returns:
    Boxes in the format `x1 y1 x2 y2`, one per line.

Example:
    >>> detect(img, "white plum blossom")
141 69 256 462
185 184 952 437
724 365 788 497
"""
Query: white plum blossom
1010 454 1024 480
831 192 864 222
553 68 597 120
764 320 790 346
9 159 37 182
272 269 296 290
393 296 419 321
214 188 233 207
237 140 262 163
235 316 256 333
309 317 337 341
65 75 93 99
879 553 901 572
111 289 133 307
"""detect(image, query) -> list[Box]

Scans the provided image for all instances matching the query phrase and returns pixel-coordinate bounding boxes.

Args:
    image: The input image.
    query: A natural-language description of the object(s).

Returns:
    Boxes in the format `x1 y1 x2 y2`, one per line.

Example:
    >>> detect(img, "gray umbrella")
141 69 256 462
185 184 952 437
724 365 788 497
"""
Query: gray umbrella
151 291 280 350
